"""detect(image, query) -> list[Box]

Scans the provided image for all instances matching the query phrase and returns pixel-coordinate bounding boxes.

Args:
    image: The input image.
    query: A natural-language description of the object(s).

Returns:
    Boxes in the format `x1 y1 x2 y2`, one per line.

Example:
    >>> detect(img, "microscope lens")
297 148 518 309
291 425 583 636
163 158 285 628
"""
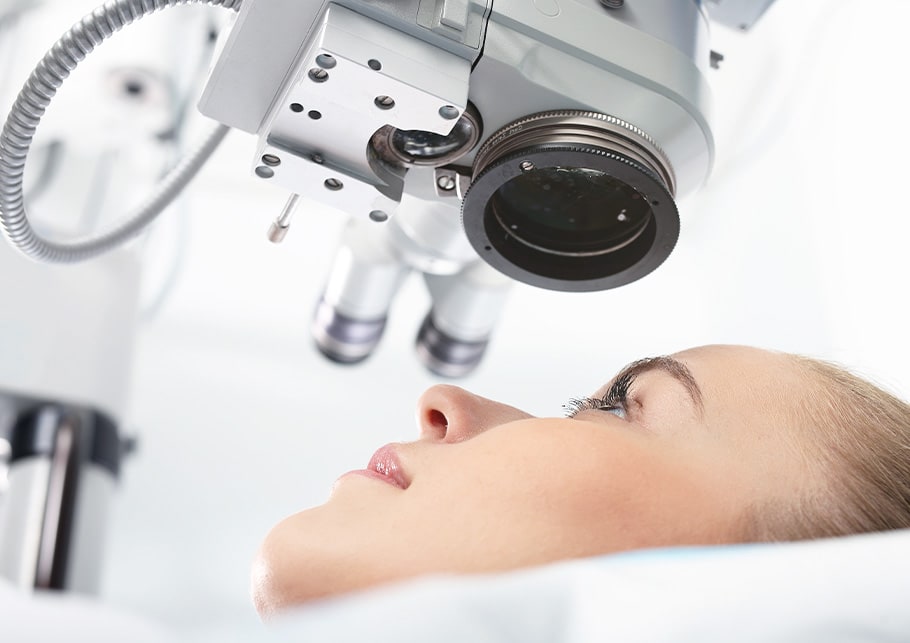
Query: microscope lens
489 167 652 256
461 111 679 292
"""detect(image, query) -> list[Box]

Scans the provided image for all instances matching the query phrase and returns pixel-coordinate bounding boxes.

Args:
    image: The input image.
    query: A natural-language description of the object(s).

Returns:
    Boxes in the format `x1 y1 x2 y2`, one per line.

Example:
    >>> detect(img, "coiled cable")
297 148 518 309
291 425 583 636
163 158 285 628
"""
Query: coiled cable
0 0 243 263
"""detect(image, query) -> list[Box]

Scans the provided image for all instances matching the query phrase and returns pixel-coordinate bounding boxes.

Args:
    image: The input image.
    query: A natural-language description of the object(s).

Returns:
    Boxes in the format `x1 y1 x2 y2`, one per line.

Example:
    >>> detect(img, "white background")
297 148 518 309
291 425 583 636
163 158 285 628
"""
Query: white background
1 0 909 631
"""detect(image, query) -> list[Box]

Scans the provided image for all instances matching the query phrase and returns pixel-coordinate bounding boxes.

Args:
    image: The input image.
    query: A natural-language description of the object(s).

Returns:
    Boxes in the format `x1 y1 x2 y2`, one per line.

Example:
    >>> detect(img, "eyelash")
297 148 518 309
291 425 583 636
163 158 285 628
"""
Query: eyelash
563 373 636 419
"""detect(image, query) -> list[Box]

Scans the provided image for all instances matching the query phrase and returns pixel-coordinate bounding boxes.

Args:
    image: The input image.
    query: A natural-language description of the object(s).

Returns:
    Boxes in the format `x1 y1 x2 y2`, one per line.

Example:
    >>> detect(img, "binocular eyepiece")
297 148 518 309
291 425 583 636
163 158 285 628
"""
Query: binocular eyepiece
313 304 491 379
310 216 510 378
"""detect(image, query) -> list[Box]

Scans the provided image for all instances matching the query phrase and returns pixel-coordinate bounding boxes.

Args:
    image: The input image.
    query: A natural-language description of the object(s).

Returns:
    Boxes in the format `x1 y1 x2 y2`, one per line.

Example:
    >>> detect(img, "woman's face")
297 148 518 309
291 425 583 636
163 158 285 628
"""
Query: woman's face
252 345 815 614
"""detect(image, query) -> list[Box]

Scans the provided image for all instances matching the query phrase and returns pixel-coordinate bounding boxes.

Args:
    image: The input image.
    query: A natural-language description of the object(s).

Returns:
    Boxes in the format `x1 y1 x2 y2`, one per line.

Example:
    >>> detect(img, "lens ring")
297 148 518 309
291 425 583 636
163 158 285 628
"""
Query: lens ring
462 145 679 292
473 110 676 196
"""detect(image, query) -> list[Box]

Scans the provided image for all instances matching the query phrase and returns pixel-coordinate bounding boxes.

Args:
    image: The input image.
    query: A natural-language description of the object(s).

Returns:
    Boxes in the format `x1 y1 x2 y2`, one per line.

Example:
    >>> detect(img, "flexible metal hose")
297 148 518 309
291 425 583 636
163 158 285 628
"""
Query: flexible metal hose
0 0 243 263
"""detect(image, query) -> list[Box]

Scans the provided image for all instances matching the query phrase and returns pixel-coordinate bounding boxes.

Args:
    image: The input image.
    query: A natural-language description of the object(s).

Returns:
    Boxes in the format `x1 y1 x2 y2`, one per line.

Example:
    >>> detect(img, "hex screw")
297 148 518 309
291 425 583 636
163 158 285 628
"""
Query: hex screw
437 175 456 191
374 95 395 110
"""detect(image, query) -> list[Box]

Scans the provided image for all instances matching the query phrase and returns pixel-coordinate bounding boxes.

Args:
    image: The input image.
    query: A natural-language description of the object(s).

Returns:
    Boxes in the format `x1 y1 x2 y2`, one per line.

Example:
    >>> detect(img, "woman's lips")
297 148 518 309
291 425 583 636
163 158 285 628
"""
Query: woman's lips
367 443 409 489
340 444 409 489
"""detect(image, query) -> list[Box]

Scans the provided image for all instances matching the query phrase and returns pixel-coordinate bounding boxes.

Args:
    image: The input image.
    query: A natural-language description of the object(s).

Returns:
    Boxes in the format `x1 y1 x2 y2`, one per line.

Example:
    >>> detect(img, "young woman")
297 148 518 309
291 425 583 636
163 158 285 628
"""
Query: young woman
251 344 910 616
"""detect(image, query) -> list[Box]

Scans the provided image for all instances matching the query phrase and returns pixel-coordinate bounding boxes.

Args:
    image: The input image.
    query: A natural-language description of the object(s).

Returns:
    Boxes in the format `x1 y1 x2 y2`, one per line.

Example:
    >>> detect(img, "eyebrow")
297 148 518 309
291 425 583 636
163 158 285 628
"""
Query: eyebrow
612 356 705 415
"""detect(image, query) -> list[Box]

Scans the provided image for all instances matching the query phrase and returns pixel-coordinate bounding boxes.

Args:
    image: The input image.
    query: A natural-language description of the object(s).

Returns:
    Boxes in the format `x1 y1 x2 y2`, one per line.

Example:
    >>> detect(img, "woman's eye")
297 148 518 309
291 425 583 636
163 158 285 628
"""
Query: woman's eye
563 372 636 421
563 397 628 420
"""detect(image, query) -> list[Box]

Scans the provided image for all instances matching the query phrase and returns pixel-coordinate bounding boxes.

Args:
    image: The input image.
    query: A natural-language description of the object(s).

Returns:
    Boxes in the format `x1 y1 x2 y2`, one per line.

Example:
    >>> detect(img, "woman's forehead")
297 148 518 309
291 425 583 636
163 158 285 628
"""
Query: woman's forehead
672 345 795 381
670 345 817 438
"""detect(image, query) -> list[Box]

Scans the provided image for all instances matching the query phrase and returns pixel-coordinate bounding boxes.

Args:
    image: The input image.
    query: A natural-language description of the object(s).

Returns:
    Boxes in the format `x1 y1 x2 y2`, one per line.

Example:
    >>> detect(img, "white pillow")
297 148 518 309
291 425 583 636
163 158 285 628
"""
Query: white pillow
271 528 910 642
0 582 177 643
3 529 908 642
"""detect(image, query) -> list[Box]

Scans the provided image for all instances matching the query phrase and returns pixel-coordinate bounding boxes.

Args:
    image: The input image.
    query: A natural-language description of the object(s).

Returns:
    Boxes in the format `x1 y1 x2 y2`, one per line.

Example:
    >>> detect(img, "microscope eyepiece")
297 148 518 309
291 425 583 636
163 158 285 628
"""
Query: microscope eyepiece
415 312 490 379
311 298 388 365
462 111 680 293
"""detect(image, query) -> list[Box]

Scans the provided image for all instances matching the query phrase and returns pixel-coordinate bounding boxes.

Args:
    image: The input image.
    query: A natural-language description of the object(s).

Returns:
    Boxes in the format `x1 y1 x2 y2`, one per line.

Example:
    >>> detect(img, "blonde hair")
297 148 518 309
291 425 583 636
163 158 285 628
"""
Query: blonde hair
749 356 910 541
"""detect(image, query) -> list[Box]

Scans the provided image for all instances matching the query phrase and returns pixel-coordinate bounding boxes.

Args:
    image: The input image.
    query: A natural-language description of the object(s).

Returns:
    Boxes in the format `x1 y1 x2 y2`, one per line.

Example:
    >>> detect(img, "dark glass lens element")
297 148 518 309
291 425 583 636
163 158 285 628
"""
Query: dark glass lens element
490 167 651 257
369 104 481 168
391 119 475 163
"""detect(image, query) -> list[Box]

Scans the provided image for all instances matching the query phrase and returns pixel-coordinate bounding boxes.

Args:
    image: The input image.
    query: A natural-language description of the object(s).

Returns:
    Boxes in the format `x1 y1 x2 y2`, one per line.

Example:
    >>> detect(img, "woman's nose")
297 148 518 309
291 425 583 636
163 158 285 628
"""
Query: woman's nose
416 384 534 442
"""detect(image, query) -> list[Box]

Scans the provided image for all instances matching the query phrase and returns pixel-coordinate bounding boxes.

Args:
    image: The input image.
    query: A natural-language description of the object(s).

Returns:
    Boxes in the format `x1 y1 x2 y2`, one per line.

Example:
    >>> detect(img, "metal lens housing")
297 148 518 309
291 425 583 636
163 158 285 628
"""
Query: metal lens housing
462 111 679 292
371 104 481 168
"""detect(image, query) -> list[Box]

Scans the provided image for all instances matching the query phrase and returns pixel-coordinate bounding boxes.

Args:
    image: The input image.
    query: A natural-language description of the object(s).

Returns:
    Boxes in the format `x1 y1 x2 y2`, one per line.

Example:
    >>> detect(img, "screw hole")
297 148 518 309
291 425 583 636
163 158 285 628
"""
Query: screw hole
484 245 492 251
290 102 304 113
324 178 343 191
308 110 322 120
368 59 382 71
315 53 336 69
124 80 144 96
369 210 389 222
439 105 459 120
255 166 274 179
651 200 659 206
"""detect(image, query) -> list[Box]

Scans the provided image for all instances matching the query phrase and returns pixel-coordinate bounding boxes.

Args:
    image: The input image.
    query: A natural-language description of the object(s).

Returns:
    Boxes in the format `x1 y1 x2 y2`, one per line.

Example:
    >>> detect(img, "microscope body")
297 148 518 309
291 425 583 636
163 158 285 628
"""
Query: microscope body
200 0 713 195
199 0 714 373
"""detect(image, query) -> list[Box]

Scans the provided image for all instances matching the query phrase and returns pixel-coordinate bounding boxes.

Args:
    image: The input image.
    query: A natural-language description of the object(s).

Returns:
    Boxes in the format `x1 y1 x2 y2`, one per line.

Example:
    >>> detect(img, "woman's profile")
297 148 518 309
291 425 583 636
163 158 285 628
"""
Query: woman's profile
251 344 910 616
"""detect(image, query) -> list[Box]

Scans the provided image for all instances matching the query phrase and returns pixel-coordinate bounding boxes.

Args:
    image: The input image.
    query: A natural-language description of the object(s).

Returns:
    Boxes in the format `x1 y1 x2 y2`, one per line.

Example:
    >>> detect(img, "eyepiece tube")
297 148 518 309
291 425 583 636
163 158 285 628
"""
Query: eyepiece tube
312 219 409 364
415 313 490 378
416 262 511 378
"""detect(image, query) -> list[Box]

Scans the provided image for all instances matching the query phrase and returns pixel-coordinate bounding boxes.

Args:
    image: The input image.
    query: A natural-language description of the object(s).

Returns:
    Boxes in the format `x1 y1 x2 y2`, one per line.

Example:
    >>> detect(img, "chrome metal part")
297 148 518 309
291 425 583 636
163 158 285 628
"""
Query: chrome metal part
0 0 240 264
267 193 300 243
472 111 675 196
369 104 482 169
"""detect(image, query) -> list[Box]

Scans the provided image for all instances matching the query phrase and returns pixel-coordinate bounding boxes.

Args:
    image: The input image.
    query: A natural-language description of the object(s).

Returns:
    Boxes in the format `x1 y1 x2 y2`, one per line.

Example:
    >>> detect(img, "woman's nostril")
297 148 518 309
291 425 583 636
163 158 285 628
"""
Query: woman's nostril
429 409 448 433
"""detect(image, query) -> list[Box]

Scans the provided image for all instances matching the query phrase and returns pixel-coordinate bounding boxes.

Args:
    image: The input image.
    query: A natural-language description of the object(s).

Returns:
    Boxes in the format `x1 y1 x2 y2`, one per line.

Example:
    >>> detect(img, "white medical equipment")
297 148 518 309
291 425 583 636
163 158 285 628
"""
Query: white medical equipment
0 0 221 592
0 0 777 375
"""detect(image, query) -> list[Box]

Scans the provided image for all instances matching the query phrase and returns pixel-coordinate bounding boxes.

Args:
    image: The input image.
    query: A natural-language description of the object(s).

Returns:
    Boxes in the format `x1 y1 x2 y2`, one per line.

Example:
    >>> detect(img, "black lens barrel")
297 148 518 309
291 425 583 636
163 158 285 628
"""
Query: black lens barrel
461 111 679 292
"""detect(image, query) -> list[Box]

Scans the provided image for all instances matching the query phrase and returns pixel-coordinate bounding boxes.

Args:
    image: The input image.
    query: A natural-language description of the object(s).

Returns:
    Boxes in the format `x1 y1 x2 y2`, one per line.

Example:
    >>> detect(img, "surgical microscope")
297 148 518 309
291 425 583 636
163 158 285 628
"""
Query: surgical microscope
0 0 777 596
